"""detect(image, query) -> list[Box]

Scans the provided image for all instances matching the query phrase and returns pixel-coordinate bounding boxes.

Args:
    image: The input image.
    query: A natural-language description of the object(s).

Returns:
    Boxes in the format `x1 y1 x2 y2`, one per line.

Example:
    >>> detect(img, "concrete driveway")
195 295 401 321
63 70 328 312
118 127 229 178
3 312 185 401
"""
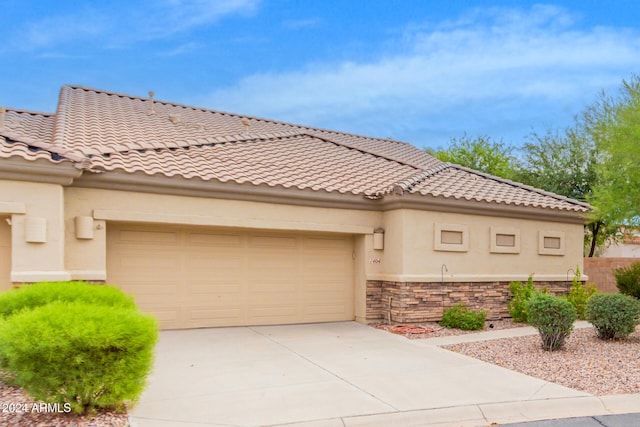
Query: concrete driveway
128 322 624 427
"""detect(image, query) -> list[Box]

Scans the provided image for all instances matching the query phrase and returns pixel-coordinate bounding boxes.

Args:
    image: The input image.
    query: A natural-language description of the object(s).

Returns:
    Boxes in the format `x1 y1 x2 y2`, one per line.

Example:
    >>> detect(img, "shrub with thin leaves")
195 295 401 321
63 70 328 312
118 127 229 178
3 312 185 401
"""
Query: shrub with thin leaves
563 269 598 320
440 304 486 331
585 293 640 340
0 302 157 414
526 294 577 351
0 281 136 319
615 262 640 299
508 275 538 323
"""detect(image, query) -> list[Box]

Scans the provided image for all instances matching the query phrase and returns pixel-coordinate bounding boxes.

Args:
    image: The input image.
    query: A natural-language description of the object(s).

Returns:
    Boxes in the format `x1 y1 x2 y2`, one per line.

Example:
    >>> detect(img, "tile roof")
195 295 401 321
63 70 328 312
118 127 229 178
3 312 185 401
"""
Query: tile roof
0 109 67 164
0 85 590 213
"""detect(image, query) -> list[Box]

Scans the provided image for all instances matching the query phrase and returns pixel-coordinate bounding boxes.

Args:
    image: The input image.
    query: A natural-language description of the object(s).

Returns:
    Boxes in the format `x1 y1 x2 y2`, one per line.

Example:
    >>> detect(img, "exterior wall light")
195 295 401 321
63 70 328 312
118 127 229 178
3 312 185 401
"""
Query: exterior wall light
75 216 95 240
373 227 385 250
24 216 47 243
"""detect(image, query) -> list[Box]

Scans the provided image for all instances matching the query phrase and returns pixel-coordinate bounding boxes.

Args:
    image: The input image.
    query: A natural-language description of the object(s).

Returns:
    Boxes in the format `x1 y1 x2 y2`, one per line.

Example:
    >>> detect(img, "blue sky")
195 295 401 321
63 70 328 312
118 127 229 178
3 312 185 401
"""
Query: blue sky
2 0 640 150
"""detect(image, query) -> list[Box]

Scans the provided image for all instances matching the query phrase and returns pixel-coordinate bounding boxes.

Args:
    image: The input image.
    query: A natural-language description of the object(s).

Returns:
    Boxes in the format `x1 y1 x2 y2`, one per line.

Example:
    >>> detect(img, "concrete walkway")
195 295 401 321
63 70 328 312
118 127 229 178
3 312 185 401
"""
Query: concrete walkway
129 322 640 427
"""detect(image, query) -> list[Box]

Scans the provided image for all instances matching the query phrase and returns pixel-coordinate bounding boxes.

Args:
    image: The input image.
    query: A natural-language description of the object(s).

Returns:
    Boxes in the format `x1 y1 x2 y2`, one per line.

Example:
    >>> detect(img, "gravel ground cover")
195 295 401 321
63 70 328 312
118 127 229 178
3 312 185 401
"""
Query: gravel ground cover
443 325 640 396
0 374 129 427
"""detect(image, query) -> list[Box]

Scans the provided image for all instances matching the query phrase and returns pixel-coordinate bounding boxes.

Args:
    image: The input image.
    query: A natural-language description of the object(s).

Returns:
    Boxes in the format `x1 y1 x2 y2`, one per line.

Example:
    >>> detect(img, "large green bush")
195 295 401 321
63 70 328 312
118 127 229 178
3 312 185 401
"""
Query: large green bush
526 294 577 351
508 275 538 323
615 262 640 299
440 304 486 331
585 293 640 340
0 302 157 414
0 281 136 318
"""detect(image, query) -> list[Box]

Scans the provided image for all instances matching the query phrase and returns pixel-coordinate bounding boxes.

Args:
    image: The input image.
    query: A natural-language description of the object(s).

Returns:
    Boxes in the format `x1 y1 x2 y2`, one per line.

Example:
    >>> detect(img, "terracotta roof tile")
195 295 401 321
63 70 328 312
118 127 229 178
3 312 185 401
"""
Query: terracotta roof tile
408 165 589 212
1 85 590 213
0 137 66 164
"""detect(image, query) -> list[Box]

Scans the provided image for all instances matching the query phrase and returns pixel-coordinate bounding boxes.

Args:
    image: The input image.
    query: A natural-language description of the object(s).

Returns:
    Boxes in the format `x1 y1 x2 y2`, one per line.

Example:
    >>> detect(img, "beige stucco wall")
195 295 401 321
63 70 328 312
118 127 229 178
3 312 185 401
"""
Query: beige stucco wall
372 209 584 283
2 181 585 322
601 242 640 258
0 179 69 282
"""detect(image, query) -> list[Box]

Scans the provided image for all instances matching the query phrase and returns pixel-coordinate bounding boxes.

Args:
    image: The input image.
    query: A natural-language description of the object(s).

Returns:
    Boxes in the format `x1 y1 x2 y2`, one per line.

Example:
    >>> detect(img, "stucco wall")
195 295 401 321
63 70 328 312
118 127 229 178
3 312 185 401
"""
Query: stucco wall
0 179 68 283
372 209 584 282
600 243 640 258
2 182 586 325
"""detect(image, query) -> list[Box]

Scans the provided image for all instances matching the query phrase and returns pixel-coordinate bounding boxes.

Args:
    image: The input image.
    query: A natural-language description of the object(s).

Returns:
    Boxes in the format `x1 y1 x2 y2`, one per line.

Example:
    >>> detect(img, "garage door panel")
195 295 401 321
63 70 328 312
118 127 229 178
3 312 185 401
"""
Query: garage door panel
249 235 297 248
107 224 353 329
303 236 349 248
187 232 243 247
188 307 243 320
304 303 350 315
247 306 299 325
117 229 179 244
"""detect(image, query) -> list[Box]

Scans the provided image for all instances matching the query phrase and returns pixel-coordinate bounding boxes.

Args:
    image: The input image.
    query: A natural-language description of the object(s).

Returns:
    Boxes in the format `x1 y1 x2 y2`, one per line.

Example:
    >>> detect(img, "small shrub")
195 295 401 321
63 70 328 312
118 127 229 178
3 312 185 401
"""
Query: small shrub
0 281 136 319
440 304 486 331
0 302 157 414
564 268 598 320
585 293 640 340
615 262 640 299
526 294 577 351
508 275 538 323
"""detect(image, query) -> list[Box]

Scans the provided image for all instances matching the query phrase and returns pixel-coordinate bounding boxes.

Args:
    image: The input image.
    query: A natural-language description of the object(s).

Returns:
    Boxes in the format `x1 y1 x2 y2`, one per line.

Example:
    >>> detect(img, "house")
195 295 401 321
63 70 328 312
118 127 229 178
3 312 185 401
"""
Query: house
600 227 640 258
0 85 589 329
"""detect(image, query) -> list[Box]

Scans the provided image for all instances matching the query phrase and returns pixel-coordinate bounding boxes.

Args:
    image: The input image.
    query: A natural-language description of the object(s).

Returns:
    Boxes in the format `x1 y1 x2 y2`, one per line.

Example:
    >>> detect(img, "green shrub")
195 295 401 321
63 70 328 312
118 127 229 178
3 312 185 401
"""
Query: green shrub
0 281 136 319
564 269 598 320
508 275 538 323
526 294 577 351
0 302 157 414
615 262 640 299
440 304 486 331
585 293 640 340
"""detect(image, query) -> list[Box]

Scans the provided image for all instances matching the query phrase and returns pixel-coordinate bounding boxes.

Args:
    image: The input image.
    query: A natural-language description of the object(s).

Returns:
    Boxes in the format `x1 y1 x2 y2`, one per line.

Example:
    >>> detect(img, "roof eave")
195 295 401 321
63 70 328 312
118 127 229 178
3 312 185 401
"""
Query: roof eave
0 157 81 185
70 171 381 211
380 193 589 224
69 170 589 223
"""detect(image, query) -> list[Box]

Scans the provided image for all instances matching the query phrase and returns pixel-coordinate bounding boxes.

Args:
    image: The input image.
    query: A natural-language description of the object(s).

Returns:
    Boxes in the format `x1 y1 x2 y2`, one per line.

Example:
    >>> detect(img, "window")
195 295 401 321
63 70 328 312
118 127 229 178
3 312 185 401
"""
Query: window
538 231 565 255
434 223 469 252
490 226 520 254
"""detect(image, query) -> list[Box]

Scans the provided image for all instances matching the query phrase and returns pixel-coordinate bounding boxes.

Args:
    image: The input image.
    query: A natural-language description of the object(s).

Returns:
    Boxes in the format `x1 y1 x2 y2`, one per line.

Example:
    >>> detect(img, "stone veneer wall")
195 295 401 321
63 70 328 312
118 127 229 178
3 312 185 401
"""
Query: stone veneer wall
366 280 572 324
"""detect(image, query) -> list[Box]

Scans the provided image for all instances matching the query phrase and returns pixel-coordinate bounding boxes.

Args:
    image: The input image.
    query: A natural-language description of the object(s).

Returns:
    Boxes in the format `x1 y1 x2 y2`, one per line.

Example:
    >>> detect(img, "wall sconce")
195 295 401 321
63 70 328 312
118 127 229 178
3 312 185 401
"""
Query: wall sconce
75 216 95 239
373 227 385 250
24 216 47 243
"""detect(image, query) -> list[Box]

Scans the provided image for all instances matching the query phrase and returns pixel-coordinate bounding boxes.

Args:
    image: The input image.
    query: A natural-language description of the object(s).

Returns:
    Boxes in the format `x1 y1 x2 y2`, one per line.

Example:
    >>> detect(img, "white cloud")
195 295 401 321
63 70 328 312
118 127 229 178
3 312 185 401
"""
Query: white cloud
204 5 640 146
3 0 260 52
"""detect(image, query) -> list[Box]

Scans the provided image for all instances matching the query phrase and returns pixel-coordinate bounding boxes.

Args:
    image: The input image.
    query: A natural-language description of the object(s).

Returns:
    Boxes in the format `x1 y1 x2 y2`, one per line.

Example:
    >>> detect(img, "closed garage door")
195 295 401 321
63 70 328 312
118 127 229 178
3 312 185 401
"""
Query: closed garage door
107 223 354 329
0 218 10 292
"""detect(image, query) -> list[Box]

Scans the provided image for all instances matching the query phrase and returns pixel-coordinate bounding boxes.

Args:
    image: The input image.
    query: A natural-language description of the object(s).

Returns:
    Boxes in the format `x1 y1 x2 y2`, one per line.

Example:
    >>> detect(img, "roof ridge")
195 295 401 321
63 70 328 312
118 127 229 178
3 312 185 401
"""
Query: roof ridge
62 84 417 145
305 130 429 169
449 163 592 209
83 130 308 156
50 85 75 148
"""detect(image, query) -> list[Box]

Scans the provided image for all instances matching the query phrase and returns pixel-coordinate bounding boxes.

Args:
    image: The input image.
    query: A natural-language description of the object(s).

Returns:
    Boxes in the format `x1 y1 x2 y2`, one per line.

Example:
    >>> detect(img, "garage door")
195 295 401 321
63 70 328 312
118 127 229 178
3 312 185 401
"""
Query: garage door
0 218 10 292
107 223 354 329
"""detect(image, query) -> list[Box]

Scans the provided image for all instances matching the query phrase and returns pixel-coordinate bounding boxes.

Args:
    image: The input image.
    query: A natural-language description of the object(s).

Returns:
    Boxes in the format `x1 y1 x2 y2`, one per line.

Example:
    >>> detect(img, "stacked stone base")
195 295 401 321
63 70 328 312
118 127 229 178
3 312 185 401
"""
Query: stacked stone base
366 280 571 324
